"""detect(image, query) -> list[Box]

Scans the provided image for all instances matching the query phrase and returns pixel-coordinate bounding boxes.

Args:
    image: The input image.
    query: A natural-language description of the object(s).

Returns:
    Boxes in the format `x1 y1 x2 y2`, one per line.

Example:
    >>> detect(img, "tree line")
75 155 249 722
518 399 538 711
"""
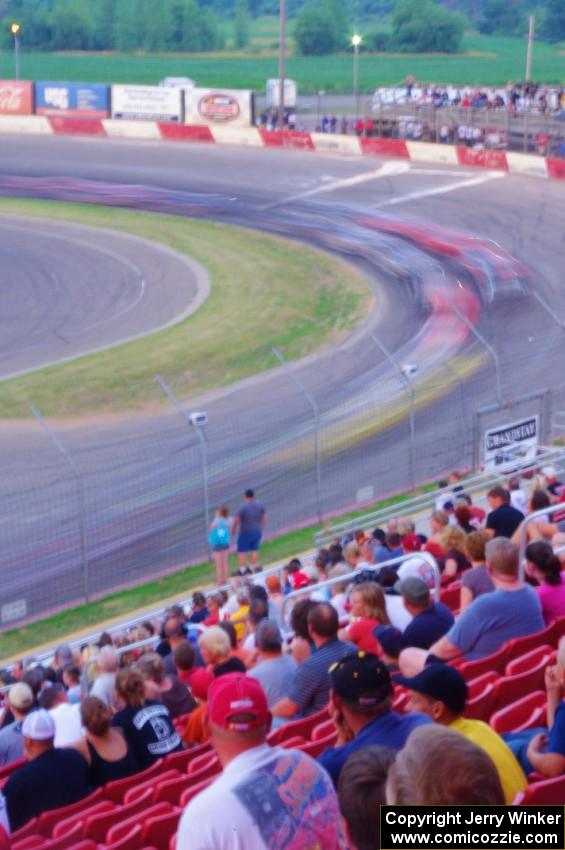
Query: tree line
0 0 563 54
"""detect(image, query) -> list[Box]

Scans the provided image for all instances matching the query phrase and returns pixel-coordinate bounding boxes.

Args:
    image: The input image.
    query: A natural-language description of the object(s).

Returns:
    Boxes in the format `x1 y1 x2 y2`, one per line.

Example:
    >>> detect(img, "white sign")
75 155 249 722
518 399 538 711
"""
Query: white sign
111 85 183 122
483 415 539 473
1 598 27 624
266 79 297 108
186 88 253 127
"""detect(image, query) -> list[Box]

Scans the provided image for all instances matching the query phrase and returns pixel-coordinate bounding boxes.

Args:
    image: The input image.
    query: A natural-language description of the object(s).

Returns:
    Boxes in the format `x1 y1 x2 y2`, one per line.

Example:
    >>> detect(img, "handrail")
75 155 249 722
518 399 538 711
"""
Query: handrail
315 446 565 547
280 551 440 634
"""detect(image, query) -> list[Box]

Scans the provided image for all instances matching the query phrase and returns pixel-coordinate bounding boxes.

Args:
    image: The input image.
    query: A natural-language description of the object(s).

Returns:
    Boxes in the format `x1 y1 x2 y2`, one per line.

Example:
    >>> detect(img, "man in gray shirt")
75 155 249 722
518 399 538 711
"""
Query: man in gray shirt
0 683 35 766
231 489 266 571
248 620 296 708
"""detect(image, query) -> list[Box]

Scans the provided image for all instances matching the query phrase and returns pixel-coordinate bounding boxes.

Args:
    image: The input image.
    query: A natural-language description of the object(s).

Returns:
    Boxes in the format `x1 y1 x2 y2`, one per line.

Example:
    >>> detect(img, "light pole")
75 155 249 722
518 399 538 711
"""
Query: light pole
277 0 286 129
11 23 20 81
352 34 361 123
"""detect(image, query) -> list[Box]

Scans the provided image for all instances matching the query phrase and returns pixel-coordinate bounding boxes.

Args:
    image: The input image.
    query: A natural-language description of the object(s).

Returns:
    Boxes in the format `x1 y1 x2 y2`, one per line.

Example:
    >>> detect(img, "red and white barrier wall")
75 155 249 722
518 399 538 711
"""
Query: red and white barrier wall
0 114 563 180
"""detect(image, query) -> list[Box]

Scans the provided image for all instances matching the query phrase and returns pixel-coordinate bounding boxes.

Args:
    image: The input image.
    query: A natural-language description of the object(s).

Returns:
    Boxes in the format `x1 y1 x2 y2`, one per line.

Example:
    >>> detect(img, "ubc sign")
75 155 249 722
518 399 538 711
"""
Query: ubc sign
35 82 109 117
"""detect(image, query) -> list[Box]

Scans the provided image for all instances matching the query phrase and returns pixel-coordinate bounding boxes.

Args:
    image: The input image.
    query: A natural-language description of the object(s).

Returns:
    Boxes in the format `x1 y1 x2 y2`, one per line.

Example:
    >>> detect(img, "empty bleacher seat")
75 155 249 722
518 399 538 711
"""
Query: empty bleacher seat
104 760 165 804
513 774 565 804
505 644 554 677
463 683 495 722
458 645 508 680
267 707 330 746
37 790 104 837
504 624 556 662
489 691 547 735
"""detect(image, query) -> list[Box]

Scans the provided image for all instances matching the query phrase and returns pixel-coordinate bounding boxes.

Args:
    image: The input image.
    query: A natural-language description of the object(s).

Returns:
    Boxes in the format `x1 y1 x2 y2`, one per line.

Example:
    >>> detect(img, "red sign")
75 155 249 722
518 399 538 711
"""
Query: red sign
0 81 33 115
198 93 240 123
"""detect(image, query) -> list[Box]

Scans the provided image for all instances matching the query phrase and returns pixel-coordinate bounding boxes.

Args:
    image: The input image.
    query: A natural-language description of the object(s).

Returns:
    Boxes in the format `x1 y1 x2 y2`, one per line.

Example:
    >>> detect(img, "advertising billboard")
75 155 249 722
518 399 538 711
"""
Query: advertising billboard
483 415 539 473
35 82 109 117
186 88 254 127
0 81 33 115
111 85 183 122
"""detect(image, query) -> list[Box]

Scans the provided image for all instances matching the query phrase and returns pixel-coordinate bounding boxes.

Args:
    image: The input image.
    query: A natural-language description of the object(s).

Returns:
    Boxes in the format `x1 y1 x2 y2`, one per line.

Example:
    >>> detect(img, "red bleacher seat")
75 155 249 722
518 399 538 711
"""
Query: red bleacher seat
279 735 307 749
463 683 495 722
122 770 180 806
311 719 337 741
65 842 97 850
11 836 45 850
179 776 215 808
10 819 39 844
152 774 196 806
37 790 104 837
52 800 115 839
169 833 176 850
466 671 498 699
182 757 221 787
141 811 181 850
266 707 329 746
552 615 565 644
493 661 551 713
105 825 144 850
392 689 409 714
84 790 153 842
505 644 554 677
298 732 337 758
458 645 508 680
513 774 565 804
489 691 547 735
163 743 211 772
440 582 461 613
0 757 25 781
38 822 84 850
187 752 217 775
504 624 556 662
104 760 165 804
106 804 174 846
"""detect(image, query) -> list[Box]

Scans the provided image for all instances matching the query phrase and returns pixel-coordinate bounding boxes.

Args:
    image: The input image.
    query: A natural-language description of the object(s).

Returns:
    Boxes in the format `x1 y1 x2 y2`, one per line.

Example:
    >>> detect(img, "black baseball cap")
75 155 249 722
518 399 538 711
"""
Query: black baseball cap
330 651 392 706
374 624 403 658
393 664 468 715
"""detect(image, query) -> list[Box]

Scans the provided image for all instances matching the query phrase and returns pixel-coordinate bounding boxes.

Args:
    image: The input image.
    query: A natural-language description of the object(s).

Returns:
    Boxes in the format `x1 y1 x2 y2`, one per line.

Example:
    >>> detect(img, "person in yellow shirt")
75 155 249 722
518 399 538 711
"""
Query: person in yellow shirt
396 663 527 804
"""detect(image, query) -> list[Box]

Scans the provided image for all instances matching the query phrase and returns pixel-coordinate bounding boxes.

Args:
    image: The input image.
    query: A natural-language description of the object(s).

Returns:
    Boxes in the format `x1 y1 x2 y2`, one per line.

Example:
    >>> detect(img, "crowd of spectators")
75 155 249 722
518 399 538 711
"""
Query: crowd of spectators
1 466 565 844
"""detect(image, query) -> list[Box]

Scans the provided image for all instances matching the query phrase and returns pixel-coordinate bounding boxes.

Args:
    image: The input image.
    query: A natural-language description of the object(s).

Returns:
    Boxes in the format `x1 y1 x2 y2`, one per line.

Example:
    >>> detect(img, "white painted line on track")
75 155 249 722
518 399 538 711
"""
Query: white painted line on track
375 170 506 207
262 160 411 209
409 168 479 177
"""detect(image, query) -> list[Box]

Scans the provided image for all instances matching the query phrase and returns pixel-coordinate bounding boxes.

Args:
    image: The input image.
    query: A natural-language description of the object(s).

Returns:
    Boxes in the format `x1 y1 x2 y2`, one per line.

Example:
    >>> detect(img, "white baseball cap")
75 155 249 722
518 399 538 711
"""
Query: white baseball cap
22 709 55 741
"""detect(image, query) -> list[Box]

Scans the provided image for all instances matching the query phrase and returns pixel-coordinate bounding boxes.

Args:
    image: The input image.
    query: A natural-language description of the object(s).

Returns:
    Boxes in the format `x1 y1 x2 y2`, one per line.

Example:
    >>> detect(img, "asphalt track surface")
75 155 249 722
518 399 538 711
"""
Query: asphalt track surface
0 133 564 628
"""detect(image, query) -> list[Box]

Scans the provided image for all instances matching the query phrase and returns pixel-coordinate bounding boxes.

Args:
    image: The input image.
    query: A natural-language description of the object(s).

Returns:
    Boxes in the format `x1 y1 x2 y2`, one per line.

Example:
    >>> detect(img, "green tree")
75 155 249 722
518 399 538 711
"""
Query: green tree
50 0 94 49
541 0 565 41
294 0 347 55
391 0 465 52
479 0 524 35
91 0 117 50
113 0 142 50
234 0 249 48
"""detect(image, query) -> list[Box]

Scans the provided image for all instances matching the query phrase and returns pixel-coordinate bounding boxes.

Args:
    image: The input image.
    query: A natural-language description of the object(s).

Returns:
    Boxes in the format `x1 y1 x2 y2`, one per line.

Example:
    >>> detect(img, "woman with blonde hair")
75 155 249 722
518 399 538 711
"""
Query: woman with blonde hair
199 625 246 676
339 583 390 655
440 525 470 581
112 667 181 769
72 696 138 787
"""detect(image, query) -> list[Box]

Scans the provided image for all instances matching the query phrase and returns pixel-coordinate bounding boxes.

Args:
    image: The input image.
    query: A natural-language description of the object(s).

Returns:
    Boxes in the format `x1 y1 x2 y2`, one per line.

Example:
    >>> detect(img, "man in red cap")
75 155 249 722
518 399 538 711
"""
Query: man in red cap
177 672 347 850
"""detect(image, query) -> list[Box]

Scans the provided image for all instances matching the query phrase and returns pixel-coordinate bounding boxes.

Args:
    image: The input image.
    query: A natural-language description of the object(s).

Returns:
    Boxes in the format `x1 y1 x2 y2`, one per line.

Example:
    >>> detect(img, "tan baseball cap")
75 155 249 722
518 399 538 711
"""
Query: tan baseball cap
8 682 34 711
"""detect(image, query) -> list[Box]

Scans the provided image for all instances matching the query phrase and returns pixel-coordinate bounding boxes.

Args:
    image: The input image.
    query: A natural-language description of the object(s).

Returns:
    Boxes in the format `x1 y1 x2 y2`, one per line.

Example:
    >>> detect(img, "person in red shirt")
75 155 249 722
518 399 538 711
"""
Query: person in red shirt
339 583 390 655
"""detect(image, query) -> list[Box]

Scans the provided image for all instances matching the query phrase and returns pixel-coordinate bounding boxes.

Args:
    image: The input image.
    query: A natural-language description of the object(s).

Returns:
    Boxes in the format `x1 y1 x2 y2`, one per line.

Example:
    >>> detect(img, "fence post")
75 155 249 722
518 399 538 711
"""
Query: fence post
271 347 322 524
453 307 502 406
369 331 416 490
30 405 90 603
155 375 211 560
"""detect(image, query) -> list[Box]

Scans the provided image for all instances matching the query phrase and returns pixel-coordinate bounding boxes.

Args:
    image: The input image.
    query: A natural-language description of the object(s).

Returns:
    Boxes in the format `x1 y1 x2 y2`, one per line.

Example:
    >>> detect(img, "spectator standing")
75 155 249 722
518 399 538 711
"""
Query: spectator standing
112 668 182 769
177 673 347 850
1 710 89 832
247 620 297 708
231 489 266 571
209 506 232 586
0 684 34 767
318 652 430 786
272 603 356 720
397 664 526 802
72 696 138 788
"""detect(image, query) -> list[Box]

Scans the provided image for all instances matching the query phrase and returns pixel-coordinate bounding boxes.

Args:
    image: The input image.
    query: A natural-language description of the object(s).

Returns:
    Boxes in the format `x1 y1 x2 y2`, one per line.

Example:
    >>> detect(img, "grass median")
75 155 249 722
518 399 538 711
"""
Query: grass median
0 486 435 663
0 199 371 418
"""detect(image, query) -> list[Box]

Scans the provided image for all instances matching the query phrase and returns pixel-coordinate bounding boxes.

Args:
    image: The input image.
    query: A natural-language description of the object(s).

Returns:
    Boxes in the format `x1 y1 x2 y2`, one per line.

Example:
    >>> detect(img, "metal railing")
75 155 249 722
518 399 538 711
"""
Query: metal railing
316 446 565 548
518 504 565 580
280 551 440 634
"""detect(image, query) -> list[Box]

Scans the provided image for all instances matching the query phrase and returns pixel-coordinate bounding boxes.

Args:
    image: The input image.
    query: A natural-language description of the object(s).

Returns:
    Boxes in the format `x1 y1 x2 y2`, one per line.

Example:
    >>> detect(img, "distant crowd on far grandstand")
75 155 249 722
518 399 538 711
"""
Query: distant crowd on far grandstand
2 465 565 845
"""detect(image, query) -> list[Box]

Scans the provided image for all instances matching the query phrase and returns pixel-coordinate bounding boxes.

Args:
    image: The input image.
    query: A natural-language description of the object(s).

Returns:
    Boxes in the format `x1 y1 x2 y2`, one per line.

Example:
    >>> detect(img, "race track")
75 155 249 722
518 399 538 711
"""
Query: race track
1 133 564 628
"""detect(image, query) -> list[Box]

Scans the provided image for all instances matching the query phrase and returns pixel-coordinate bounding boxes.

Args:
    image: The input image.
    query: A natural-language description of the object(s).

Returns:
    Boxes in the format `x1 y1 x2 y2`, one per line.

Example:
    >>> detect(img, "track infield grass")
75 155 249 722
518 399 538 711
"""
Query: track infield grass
0 199 371 418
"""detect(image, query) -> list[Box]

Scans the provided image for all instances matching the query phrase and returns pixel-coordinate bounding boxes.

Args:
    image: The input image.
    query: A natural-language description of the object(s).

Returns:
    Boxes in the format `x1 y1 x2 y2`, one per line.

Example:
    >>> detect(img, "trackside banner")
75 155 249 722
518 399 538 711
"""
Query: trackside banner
111 85 183 122
186 88 254 127
35 82 109 117
0 81 33 115
483 415 539 473
381 805 565 850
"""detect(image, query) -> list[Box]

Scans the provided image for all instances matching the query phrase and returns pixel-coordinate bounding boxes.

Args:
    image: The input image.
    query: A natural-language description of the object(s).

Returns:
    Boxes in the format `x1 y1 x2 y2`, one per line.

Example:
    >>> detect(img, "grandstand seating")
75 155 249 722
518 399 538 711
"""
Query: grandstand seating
489 691 547 735
513 774 565 804
267 706 330 745
463 682 495 721
505 644 555 677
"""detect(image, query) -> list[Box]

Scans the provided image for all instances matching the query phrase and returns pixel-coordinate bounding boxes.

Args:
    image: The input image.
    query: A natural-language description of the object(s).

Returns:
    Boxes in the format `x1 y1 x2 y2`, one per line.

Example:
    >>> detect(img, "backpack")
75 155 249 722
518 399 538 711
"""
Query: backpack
208 520 230 548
